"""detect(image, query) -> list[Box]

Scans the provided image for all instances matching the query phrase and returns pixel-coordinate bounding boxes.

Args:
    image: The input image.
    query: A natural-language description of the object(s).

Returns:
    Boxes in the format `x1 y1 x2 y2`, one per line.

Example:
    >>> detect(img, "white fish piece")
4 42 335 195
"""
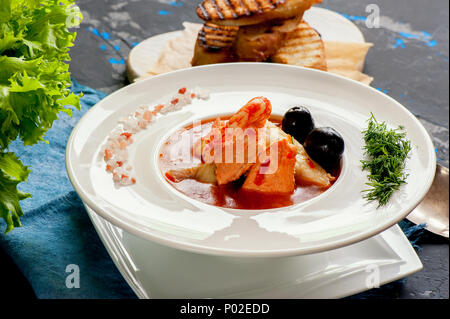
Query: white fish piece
264 121 335 188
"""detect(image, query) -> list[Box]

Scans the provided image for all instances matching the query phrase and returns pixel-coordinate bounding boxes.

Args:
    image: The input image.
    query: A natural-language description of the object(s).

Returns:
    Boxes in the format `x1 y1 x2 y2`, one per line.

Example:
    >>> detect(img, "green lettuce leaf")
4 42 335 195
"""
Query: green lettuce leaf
0 0 82 232
0 152 31 233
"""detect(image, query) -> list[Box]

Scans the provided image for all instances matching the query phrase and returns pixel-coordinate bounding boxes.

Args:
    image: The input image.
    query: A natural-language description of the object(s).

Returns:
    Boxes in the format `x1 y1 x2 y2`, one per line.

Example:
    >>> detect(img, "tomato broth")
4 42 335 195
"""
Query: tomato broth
159 117 339 210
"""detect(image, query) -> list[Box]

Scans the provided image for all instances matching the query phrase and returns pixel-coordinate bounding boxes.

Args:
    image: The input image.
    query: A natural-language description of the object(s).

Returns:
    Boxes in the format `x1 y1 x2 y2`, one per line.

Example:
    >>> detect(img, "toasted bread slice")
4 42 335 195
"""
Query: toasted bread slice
191 23 239 66
234 17 300 62
271 20 327 71
197 0 321 26
234 22 286 61
197 22 239 50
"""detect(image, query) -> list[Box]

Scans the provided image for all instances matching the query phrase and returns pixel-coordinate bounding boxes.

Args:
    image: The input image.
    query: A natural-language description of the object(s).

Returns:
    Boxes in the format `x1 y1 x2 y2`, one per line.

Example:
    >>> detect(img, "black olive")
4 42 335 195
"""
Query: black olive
282 106 315 144
304 127 345 170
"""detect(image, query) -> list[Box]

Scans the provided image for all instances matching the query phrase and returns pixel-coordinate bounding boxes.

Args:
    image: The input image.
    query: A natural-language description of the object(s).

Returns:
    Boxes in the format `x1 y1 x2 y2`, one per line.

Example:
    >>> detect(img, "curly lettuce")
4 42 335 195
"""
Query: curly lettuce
0 0 82 232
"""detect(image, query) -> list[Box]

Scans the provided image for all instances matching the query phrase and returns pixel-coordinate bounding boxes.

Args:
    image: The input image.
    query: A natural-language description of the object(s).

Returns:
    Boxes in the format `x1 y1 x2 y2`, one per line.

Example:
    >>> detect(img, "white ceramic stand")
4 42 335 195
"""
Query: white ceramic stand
85 205 422 299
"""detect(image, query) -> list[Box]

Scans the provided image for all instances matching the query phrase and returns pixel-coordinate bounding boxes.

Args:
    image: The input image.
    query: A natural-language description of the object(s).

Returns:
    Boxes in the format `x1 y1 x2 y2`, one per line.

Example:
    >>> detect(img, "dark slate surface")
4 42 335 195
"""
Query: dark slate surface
69 0 449 299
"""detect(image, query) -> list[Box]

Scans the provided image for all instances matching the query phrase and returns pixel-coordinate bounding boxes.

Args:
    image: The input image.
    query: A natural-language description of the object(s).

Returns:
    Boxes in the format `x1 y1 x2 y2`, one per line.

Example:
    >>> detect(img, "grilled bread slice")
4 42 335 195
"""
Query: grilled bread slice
197 0 321 26
271 20 327 71
197 22 239 50
192 23 239 66
234 22 286 61
234 17 301 62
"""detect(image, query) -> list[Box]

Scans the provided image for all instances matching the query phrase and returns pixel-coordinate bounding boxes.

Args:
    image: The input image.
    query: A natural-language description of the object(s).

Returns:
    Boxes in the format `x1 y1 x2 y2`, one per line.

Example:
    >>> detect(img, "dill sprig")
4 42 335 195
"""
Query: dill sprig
361 113 411 207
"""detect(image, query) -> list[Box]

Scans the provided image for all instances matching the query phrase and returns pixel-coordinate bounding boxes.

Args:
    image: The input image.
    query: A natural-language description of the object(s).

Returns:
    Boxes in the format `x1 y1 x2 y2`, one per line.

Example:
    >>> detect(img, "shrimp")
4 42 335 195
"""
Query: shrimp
190 97 273 185
194 96 272 159
226 96 272 129
213 97 272 184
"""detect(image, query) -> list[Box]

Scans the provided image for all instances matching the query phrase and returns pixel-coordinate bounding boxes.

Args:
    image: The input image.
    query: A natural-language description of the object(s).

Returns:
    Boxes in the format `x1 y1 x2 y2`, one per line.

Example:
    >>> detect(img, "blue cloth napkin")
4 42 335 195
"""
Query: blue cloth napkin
0 80 136 299
0 80 426 299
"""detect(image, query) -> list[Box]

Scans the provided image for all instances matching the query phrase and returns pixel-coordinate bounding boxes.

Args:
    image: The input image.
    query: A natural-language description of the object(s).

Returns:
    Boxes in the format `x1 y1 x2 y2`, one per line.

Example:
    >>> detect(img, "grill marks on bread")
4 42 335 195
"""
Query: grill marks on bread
197 22 239 50
272 20 327 71
197 0 283 21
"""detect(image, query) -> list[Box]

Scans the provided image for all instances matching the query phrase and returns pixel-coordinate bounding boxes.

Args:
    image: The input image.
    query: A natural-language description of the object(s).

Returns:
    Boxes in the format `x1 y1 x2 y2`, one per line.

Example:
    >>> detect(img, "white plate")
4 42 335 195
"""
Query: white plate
127 7 365 81
66 63 436 258
86 204 422 299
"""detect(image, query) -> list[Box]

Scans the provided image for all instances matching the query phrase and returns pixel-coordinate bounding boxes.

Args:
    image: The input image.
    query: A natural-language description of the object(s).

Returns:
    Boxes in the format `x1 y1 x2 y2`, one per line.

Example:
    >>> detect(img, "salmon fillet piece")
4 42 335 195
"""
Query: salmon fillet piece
242 139 297 194
215 132 259 185
216 162 254 185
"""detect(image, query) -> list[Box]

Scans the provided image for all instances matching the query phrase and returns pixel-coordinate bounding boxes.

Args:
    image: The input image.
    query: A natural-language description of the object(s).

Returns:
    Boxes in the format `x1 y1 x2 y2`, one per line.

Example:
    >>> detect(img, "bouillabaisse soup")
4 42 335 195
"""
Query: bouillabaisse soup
159 97 343 210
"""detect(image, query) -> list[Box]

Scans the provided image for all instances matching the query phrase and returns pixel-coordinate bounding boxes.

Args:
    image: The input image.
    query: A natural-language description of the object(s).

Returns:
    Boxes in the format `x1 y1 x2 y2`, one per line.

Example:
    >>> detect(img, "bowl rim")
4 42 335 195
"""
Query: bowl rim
66 62 436 258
